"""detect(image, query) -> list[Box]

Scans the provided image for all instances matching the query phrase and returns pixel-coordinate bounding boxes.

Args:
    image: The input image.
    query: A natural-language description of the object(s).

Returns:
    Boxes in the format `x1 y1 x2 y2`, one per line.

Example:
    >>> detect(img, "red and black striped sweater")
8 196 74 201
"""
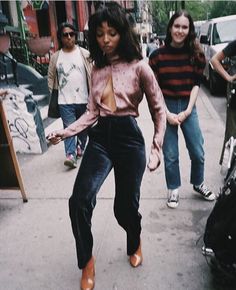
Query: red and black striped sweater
149 44 206 99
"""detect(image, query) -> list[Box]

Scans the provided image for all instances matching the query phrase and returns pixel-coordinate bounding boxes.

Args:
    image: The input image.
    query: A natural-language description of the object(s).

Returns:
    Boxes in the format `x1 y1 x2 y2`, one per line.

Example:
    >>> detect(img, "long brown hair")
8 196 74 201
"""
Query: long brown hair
165 10 204 65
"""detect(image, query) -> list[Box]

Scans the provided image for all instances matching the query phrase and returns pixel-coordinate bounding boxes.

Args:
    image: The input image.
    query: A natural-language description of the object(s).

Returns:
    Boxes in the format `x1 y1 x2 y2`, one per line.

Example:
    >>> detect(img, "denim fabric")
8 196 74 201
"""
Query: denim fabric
59 104 87 157
68 116 146 269
163 98 205 189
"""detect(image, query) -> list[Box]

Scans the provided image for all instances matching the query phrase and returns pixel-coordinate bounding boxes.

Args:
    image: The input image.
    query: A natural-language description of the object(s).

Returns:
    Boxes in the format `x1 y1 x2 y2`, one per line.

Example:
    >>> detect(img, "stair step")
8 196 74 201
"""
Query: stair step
20 84 32 90
0 73 16 84
6 73 14 78
33 94 48 102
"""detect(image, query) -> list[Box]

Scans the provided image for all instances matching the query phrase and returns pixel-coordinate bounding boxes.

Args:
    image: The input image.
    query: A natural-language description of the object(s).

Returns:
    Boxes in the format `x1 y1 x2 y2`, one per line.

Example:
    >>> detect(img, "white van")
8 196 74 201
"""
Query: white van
200 14 236 94
194 20 206 38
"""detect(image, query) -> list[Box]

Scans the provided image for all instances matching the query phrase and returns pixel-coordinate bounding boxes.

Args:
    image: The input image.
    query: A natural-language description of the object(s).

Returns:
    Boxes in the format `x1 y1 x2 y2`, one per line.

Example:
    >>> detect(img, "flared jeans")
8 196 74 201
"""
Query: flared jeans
69 116 146 269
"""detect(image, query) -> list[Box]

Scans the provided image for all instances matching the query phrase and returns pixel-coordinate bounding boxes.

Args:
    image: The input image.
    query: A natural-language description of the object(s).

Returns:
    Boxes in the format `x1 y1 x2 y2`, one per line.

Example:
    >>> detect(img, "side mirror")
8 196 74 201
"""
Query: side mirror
200 35 209 45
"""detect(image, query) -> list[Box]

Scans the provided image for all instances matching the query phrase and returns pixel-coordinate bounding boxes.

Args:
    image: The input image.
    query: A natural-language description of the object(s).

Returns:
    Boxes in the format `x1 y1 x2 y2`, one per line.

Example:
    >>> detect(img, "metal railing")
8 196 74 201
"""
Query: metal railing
0 32 18 86
8 31 51 76
0 51 18 86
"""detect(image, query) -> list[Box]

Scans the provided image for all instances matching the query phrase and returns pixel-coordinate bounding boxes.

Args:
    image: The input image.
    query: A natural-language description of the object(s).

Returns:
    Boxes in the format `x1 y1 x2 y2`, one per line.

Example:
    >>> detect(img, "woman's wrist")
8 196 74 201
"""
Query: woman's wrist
166 111 172 119
62 129 67 140
185 109 191 117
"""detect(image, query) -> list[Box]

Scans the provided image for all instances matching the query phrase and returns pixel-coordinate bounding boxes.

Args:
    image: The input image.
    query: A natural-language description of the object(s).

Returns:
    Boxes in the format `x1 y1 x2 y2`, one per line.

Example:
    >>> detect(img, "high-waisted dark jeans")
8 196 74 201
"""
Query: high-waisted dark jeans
69 116 146 269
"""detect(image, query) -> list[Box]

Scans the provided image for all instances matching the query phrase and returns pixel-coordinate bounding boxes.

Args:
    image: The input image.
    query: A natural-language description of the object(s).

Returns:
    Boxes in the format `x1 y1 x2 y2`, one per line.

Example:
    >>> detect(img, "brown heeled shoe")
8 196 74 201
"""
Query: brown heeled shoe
80 256 95 290
129 242 143 268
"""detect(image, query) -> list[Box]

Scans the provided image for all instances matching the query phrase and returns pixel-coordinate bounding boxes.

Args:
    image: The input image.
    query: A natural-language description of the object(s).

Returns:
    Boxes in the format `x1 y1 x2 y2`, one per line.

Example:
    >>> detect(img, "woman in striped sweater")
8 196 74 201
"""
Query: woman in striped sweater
149 10 215 208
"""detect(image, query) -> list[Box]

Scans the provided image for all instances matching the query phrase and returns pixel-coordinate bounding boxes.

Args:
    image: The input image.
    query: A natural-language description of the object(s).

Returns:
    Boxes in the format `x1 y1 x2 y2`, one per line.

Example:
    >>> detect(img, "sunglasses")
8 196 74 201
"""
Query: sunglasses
62 32 76 38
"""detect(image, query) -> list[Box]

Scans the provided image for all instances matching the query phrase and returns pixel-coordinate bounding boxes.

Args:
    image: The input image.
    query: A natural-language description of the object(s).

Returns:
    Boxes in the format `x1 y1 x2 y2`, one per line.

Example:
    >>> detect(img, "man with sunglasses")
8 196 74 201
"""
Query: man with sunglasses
48 22 92 169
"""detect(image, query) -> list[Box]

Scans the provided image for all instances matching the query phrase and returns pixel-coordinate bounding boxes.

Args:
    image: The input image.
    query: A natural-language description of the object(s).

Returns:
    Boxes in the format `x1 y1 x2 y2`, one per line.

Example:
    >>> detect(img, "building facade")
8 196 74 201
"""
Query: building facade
0 0 152 76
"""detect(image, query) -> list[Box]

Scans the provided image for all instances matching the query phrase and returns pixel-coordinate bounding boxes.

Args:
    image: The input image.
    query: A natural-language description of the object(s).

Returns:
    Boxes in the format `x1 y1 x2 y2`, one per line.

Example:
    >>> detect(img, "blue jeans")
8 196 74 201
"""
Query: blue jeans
68 116 146 269
59 104 87 157
163 98 205 189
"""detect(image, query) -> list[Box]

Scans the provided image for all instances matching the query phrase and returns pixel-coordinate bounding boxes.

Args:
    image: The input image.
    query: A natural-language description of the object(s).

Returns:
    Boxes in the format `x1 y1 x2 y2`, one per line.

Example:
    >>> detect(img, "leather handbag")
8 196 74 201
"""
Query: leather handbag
48 89 60 118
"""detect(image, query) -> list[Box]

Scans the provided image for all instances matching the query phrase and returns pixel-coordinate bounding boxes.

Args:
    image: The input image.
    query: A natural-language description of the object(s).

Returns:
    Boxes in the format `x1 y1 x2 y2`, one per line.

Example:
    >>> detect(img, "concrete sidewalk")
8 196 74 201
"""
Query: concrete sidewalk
0 88 229 290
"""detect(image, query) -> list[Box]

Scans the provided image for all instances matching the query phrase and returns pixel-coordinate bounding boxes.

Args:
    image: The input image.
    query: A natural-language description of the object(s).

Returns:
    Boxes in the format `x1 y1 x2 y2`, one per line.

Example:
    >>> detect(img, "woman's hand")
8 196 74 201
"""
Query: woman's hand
167 112 180 125
147 148 160 172
46 129 65 145
177 110 190 123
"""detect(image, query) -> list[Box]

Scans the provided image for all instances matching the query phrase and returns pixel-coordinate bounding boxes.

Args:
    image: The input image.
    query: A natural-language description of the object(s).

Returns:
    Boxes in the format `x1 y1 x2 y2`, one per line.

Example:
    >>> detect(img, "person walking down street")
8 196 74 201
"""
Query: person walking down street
47 3 166 290
211 40 236 165
146 37 159 58
149 10 215 209
48 22 92 169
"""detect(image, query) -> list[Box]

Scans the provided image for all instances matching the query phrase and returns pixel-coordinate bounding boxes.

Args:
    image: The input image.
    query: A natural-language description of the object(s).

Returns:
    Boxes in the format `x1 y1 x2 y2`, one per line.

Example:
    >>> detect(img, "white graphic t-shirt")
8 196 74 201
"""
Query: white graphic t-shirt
56 46 89 105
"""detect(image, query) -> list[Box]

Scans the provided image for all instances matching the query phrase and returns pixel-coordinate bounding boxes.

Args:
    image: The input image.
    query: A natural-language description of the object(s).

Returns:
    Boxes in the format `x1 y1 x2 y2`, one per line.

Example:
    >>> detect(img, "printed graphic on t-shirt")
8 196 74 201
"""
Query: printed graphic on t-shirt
58 63 80 92
57 47 88 105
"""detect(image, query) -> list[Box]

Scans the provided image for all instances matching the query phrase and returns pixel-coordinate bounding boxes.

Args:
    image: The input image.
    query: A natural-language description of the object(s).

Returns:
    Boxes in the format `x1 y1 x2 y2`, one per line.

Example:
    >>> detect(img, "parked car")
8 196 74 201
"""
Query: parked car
199 15 236 95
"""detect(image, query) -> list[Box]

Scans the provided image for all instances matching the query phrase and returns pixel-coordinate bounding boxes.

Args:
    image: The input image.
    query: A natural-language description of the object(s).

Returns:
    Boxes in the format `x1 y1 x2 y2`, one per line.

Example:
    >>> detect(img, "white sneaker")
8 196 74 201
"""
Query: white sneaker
167 189 179 209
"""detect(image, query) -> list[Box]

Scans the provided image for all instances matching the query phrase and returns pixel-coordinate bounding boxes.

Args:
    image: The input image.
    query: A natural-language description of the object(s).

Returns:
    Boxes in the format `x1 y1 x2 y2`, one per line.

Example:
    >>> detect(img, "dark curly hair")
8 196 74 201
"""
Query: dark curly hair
165 10 203 63
57 22 77 49
88 2 142 68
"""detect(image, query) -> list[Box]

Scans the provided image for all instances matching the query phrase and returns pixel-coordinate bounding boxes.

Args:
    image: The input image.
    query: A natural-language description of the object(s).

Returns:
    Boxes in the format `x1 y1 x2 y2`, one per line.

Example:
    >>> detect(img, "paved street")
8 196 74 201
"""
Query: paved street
201 83 227 124
0 87 232 290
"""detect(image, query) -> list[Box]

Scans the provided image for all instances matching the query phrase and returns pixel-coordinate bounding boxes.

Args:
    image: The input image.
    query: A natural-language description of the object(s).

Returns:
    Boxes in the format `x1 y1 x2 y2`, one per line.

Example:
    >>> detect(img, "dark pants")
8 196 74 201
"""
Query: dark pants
69 116 146 269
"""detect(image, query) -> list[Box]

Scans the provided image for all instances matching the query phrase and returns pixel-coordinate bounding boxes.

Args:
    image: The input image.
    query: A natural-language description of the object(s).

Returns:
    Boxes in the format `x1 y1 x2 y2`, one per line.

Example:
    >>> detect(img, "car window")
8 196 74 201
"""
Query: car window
213 19 236 45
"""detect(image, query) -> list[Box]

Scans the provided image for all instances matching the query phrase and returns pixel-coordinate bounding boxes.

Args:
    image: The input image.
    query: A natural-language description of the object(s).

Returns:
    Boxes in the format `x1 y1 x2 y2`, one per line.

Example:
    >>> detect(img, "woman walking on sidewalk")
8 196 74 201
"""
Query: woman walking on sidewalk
47 2 166 290
149 10 215 209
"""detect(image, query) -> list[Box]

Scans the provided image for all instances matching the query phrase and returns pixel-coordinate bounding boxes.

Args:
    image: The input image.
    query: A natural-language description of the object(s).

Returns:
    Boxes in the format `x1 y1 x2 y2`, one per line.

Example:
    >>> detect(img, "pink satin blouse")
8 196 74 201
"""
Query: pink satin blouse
64 59 166 165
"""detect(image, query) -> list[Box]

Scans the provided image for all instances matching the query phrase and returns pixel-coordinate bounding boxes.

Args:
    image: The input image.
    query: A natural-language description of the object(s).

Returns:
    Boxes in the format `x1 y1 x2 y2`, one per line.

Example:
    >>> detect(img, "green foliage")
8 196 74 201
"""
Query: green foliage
185 1 212 21
151 1 176 35
151 0 211 34
210 1 236 18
